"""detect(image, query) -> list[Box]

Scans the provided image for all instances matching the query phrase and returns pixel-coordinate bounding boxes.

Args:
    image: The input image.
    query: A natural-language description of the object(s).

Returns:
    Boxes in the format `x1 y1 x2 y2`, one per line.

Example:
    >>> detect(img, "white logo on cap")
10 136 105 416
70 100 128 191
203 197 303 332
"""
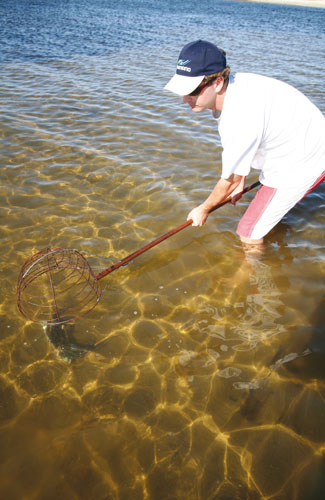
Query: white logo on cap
177 59 191 72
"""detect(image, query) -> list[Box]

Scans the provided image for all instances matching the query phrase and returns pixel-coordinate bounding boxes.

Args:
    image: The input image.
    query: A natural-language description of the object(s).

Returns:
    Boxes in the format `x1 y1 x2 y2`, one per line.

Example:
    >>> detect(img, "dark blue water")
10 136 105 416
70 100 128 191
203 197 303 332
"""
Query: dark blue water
1 0 325 61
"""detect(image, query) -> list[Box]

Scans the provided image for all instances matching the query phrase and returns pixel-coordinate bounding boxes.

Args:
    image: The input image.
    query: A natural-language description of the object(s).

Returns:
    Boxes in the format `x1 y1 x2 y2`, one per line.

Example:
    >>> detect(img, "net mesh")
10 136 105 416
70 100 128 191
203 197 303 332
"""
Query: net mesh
17 248 102 324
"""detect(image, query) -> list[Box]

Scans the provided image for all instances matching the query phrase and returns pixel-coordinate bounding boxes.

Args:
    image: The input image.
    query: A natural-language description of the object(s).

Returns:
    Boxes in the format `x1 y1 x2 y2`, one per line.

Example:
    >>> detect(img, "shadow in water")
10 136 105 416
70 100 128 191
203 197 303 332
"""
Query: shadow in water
46 321 109 363
282 296 325 381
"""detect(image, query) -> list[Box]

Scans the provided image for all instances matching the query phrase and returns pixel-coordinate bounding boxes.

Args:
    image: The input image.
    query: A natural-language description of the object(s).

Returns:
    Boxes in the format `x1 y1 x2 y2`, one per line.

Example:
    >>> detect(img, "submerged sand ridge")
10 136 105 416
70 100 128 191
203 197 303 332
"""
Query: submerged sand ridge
238 0 325 8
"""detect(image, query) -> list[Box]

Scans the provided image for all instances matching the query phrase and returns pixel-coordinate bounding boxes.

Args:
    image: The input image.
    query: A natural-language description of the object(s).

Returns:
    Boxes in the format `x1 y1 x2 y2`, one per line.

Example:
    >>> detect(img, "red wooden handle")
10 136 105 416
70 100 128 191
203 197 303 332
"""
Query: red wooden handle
95 180 261 281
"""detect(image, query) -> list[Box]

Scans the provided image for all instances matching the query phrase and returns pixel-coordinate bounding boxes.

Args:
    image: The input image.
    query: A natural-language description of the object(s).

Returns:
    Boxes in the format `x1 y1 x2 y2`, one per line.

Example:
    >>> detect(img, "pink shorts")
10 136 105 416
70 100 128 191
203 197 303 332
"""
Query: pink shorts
237 172 325 240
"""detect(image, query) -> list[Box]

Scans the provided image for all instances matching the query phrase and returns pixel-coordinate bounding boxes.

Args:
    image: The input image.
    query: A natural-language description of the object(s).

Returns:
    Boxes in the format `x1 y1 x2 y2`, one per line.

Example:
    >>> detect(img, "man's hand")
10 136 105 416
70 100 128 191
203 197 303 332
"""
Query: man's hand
187 204 210 226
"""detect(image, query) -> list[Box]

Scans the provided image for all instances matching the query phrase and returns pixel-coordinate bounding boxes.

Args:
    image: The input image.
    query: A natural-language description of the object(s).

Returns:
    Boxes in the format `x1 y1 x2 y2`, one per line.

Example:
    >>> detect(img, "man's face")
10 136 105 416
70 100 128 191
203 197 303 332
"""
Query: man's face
183 77 224 113
183 82 216 113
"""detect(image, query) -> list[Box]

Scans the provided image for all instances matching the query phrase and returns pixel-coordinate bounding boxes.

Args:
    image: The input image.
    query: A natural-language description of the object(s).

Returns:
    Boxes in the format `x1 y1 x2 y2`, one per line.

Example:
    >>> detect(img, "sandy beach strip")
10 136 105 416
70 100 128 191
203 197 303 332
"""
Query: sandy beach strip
238 0 325 8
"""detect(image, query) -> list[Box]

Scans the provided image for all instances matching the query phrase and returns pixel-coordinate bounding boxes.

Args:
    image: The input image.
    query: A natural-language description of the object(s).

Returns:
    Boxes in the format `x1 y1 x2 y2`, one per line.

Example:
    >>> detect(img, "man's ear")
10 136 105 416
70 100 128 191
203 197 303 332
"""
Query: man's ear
214 76 225 93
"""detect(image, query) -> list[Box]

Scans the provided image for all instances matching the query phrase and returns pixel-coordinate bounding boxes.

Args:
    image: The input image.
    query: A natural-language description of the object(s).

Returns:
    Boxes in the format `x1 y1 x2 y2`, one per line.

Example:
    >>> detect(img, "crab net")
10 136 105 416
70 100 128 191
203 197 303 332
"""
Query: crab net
17 248 102 324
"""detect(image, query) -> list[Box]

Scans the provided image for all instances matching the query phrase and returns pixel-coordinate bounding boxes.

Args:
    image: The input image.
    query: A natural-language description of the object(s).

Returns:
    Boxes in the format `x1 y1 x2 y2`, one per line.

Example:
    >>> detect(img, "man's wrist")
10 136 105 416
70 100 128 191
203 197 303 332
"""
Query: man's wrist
201 202 213 213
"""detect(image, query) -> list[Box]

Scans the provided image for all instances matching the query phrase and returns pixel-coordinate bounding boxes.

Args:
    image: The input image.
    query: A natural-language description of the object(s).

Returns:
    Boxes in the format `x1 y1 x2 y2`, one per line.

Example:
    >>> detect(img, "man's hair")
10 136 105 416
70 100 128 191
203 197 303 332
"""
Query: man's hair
203 67 231 85
203 49 230 85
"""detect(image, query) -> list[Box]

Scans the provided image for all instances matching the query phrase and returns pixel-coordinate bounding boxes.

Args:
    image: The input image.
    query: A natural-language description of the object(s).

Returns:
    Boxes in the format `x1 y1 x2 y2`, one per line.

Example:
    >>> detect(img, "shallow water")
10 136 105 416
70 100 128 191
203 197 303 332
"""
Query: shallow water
1 0 325 499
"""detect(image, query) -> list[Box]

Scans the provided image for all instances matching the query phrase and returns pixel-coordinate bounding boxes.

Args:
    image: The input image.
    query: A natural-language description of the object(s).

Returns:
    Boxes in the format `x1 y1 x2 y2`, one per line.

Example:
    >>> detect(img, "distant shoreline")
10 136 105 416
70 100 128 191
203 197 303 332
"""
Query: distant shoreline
237 0 325 8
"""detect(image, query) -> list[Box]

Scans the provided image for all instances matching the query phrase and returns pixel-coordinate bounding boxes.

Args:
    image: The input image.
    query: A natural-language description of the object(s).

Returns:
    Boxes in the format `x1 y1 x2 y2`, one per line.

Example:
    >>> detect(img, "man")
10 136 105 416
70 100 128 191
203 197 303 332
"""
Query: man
164 40 325 249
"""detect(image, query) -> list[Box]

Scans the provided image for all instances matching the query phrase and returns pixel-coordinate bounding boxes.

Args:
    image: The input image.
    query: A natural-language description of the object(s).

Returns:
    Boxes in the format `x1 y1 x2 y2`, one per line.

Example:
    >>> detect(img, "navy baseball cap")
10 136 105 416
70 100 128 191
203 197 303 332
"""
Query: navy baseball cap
164 40 227 96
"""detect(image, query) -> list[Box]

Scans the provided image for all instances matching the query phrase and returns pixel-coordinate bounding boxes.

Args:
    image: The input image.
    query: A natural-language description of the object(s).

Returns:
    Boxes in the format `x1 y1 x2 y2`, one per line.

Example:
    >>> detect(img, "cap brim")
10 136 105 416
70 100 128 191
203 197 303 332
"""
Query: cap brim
164 74 205 96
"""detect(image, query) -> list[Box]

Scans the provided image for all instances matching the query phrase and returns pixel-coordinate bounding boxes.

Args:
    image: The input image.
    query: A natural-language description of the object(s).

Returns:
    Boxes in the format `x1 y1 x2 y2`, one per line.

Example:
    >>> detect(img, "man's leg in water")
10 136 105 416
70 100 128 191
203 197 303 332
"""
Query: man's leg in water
237 174 324 251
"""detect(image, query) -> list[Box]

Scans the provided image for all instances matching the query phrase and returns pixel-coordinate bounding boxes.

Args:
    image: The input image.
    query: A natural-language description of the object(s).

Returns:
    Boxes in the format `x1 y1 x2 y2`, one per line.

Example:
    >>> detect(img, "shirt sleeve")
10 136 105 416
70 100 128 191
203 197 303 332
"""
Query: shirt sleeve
218 77 265 180
220 116 263 179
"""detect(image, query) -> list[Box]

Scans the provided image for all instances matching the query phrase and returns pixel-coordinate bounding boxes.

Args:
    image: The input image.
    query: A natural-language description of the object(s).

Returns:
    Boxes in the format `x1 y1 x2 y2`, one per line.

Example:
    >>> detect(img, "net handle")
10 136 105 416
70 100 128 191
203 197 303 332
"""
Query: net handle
95 181 261 281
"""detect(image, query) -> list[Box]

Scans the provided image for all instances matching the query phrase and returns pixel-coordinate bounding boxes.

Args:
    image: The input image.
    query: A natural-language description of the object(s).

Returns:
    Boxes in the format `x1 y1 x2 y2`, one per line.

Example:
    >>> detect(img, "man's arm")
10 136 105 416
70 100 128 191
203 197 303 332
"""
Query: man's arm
187 174 245 226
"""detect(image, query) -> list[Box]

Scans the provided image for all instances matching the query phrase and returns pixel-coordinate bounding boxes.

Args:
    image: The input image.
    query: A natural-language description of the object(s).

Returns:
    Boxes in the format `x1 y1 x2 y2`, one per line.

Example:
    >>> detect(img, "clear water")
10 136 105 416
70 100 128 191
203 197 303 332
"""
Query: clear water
0 0 324 498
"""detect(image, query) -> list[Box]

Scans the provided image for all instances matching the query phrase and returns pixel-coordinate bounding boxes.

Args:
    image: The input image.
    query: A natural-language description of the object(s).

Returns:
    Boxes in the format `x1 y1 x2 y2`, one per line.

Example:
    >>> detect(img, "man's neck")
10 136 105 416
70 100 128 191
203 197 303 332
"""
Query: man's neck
215 80 228 113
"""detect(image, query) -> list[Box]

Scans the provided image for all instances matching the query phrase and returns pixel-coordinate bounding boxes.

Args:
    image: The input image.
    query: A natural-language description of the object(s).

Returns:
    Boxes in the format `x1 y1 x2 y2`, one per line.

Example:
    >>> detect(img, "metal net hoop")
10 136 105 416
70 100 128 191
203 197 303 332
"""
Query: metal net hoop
17 248 102 324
